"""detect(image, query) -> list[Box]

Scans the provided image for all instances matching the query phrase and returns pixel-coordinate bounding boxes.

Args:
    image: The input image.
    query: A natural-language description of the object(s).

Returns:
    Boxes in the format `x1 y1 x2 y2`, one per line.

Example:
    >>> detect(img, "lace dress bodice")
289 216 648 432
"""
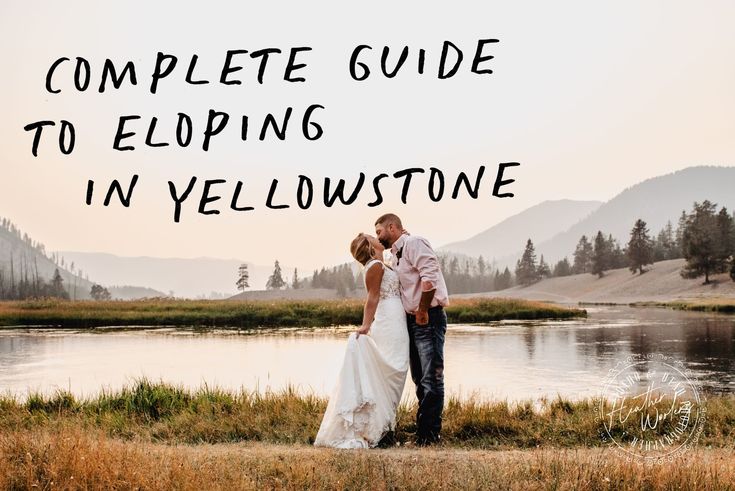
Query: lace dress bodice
364 259 400 300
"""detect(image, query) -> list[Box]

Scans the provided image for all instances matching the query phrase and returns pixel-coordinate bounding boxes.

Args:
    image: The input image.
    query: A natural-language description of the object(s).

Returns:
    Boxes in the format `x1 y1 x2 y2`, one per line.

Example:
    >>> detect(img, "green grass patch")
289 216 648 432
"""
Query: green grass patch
0 297 586 329
631 299 735 314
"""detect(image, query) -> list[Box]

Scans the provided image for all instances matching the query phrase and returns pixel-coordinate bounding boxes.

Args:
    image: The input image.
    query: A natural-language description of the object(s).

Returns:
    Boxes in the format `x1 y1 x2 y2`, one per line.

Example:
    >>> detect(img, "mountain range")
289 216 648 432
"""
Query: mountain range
439 199 602 260
0 220 95 299
2 165 733 298
442 166 735 268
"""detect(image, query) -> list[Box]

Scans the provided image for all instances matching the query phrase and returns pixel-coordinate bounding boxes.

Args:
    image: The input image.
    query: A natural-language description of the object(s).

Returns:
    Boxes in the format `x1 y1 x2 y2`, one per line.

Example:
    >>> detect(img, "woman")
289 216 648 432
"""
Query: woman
313 233 410 448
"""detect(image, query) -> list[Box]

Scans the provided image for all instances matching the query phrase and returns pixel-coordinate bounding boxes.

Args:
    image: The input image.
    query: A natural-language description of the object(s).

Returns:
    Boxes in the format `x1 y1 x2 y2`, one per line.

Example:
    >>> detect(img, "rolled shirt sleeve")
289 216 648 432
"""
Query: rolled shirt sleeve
395 234 449 313
406 237 440 291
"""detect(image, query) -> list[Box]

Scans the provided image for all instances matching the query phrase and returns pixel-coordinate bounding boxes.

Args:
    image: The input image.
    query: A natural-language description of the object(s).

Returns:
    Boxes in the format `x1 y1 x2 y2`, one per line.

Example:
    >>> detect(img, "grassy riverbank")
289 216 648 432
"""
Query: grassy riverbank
1 378 732 449
632 298 735 314
0 297 585 329
1 379 733 489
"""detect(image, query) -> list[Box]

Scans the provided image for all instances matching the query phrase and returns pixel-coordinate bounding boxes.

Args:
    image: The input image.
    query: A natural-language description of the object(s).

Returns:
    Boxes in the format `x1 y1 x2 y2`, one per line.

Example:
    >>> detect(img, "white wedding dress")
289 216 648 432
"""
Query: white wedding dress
313 258 410 448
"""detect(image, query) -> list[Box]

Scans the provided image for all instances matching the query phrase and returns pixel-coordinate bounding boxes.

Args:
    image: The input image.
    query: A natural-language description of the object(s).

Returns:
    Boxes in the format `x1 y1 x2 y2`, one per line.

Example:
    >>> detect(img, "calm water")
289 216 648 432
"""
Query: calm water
0 306 733 403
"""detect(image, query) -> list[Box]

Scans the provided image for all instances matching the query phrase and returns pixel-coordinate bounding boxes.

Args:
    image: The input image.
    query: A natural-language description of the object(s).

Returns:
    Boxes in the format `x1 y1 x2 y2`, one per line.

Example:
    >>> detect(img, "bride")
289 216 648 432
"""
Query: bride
313 232 410 449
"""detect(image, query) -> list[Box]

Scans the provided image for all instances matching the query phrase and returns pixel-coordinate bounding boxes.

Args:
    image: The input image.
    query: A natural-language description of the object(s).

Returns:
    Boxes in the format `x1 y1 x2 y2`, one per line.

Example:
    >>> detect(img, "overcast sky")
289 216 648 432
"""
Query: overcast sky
1 1 734 271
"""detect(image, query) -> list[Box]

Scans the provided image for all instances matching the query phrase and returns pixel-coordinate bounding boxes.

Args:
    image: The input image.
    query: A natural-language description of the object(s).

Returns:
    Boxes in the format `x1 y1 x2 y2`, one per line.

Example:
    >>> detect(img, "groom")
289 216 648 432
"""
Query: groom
375 213 449 445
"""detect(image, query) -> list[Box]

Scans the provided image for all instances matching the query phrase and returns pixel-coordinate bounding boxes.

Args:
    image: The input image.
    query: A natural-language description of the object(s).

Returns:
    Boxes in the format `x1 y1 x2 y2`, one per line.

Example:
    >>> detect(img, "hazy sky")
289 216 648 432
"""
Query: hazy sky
2 1 734 271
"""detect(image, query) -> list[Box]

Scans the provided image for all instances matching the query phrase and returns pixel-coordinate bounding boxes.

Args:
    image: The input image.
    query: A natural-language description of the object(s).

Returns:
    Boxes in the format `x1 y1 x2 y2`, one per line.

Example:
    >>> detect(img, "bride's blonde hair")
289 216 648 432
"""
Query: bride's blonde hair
350 233 375 265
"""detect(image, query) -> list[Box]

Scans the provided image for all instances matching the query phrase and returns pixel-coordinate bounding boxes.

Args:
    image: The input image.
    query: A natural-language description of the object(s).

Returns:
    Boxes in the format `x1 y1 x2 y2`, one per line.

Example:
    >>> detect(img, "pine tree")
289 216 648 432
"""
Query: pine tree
515 239 539 286
680 201 725 284
627 219 654 275
50 268 69 299
502 267 513 288
601 234 625 269
716 207 734 263
494 267 513 290
446 256 460 293
659 221 678 259
292 268 300 289
355 270 365 289
345 265 357 291
573 235 593 274
90 284 111 300
266 260 286 290
336 277 347 297
591 231 609 278
236 263 250 292
493 270 501 290
675 210 687 256
732 210 735 283
449 257 459 276
537 255 551 278
716 208 735 283
553 257 572 277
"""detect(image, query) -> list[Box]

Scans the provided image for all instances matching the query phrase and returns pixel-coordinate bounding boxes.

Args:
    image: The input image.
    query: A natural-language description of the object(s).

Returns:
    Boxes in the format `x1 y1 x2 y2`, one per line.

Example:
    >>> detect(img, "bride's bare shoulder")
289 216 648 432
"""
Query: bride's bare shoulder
364 258 384 269
364 260 384 291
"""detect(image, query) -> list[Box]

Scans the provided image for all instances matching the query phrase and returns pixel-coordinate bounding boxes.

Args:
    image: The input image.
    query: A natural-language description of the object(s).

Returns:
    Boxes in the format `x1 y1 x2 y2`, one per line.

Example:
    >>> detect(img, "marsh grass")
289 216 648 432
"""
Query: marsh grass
1 379 734 489
447 297 585 322
1 377 732 449
632 298 735 314
0 297 585 329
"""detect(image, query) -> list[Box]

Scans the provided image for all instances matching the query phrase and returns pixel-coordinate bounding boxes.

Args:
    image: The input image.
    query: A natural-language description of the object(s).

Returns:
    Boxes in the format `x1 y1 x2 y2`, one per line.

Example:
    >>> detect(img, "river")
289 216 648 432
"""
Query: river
0 306 732 403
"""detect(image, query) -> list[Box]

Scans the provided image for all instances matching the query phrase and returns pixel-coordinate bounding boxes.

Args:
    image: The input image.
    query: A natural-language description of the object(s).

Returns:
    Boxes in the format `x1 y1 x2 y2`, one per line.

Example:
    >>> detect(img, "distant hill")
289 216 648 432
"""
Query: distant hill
525 166 735 265
440 199 602 261
0 218 94 299
455 258 735 304
57 251 303 298
475 166 735 269
107 285 168 300
228 287 363 301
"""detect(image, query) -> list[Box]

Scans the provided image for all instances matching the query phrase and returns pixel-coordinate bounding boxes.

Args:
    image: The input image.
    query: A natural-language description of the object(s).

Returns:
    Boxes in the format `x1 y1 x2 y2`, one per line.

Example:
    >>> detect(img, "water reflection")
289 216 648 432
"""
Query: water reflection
0 307 733 402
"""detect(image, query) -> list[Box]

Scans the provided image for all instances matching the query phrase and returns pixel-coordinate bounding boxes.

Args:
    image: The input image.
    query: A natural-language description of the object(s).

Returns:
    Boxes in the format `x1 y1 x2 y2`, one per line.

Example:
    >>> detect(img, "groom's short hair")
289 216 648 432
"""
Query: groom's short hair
375 213 403 230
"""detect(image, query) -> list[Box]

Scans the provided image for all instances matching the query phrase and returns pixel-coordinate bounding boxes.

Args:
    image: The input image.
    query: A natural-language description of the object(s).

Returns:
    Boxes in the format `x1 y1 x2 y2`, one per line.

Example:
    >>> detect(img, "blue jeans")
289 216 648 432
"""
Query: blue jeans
406 306 447 442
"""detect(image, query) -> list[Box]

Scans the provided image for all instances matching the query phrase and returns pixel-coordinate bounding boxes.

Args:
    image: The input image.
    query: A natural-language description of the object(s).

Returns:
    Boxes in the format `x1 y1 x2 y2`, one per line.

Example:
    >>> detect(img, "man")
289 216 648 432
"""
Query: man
375 213 449 445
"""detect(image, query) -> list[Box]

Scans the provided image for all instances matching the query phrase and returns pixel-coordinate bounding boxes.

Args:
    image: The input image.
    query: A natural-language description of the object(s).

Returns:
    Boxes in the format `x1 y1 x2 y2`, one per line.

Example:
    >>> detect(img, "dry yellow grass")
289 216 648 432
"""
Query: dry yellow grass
2 379 734 489
1 425 734 490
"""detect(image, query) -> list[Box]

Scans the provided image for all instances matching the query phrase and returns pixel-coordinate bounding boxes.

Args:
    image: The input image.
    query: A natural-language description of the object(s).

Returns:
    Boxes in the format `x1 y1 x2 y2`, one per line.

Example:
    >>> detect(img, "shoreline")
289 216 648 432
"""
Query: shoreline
630 299 735 313
0 297 585 329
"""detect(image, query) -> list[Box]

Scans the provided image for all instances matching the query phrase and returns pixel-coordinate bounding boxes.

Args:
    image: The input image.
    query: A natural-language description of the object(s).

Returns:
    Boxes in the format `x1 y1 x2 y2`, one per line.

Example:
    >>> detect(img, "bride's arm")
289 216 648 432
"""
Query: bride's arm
356 263 384 337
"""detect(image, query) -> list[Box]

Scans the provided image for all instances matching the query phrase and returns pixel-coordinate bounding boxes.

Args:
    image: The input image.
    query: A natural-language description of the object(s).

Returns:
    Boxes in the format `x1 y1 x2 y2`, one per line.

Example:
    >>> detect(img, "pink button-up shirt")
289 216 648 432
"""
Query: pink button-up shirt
391 232 449 314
